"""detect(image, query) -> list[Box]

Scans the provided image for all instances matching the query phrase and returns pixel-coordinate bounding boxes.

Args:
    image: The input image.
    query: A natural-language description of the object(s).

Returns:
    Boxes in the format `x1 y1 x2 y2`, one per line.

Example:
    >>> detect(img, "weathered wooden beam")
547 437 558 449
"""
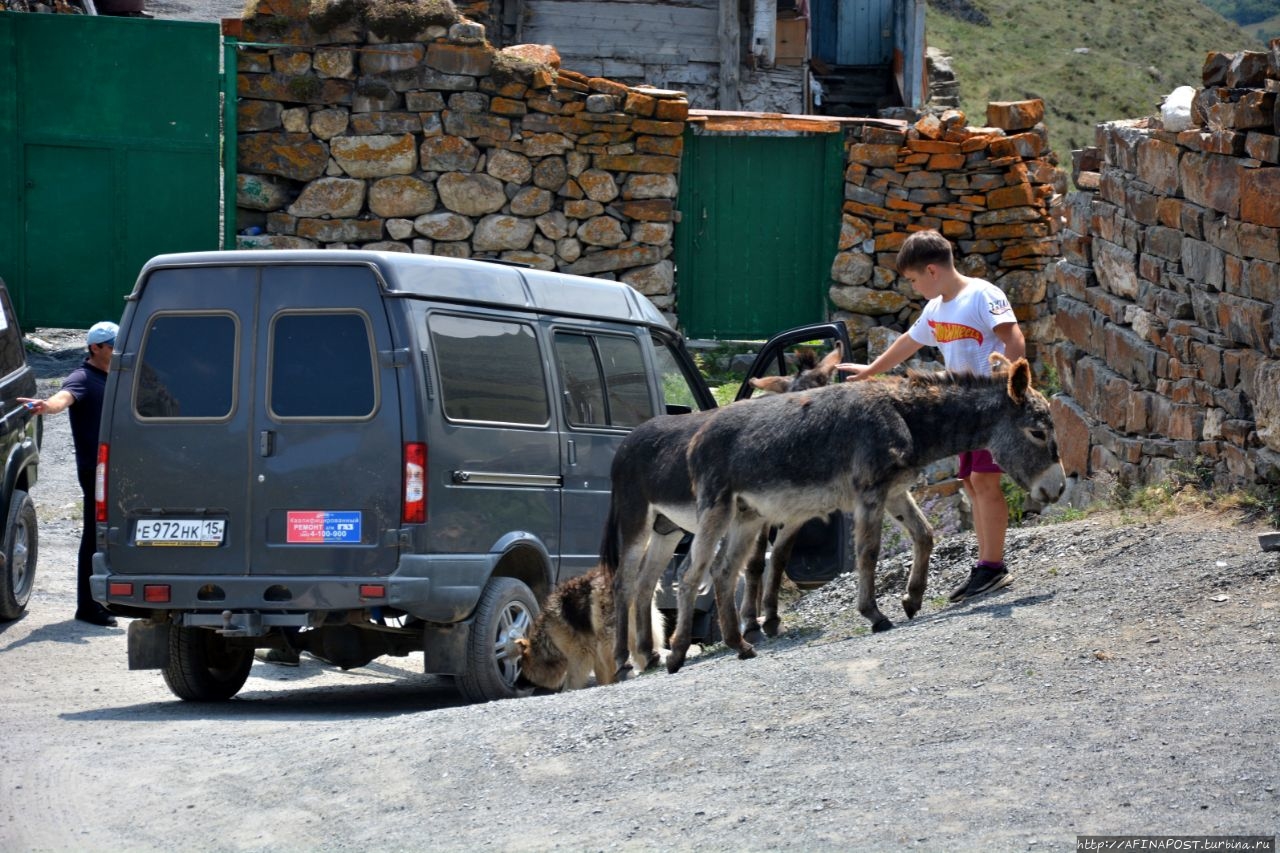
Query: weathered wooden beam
718 0 739 109
688 109 908 134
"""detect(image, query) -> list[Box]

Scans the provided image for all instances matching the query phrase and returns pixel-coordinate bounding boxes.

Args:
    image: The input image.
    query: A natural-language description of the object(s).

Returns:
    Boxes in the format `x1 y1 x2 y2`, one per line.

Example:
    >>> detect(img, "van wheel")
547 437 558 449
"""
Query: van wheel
0 490 38 622
162 626 253 702
457 576 538 703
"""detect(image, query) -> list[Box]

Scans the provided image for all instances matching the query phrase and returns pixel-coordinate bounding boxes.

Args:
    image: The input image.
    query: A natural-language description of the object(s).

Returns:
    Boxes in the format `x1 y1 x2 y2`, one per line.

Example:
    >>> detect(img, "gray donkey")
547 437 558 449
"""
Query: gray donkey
667 356 1067 673
601 346 844 679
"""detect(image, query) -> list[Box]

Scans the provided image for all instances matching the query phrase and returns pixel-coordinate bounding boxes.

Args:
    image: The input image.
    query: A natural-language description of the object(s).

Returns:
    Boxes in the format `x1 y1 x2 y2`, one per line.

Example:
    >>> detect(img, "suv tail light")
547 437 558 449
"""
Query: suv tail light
403 442 426 523
95 443 109 523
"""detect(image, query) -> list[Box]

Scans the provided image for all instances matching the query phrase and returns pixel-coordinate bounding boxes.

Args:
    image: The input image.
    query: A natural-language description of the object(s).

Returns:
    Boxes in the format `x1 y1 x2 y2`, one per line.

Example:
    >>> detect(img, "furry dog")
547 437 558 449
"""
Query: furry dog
509 565 663 692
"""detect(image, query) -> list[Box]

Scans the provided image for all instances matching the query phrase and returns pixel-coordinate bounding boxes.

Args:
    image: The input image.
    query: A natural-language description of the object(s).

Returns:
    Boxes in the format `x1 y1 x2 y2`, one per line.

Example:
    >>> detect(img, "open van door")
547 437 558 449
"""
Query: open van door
734 322 854 588
655 322 854 640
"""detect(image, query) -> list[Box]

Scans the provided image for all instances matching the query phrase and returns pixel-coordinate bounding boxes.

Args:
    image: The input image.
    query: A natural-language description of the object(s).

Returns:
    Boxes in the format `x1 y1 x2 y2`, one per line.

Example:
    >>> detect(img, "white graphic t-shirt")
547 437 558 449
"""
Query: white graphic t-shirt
907 278 1015 376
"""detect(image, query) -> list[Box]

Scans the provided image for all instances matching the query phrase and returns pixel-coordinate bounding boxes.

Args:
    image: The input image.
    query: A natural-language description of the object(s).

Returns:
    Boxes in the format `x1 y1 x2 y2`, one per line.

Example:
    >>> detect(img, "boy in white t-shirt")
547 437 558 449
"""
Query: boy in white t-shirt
839 229 1026 603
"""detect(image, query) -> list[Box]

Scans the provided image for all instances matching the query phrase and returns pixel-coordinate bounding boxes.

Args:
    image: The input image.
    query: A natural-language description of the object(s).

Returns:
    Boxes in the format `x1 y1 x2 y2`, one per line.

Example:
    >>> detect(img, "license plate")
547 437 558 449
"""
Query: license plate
134 518 225 546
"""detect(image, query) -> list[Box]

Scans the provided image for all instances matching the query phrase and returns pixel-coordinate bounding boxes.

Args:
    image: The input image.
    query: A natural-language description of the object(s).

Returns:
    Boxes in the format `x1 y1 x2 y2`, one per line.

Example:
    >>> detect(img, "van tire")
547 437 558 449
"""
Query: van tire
0 490 37 621
162 625 253 702
457 576 538 703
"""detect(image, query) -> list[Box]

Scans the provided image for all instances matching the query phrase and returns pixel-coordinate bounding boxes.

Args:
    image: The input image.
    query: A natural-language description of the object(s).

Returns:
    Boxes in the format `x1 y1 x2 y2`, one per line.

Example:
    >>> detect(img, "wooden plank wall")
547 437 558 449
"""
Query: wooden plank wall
523 0 720 96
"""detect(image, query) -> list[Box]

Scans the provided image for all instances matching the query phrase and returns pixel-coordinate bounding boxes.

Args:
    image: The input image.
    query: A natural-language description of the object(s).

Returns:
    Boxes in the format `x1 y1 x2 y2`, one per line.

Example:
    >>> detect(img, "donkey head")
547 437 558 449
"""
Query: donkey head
987 358 1067 505
748 343 844 395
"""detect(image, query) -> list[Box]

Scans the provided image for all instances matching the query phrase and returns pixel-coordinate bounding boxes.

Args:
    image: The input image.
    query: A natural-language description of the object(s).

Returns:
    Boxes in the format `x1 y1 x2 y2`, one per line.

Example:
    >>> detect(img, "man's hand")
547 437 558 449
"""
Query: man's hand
18 390 74 415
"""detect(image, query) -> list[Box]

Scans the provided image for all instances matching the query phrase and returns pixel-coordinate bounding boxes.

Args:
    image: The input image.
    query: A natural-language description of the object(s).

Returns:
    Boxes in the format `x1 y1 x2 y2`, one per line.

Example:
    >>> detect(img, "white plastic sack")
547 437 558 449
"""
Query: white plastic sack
1161 85 1197 132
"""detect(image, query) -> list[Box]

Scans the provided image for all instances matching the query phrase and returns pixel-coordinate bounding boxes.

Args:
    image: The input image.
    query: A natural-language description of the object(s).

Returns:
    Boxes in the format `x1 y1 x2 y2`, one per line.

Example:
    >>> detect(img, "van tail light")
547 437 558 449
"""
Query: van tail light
96 443 109 523
403 442 426 524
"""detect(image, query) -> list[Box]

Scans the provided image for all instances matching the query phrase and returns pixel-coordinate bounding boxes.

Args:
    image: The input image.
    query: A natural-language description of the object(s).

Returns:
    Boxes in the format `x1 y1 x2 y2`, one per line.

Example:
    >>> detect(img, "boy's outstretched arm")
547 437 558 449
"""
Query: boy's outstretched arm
838 332 924 382
994 321 1025 362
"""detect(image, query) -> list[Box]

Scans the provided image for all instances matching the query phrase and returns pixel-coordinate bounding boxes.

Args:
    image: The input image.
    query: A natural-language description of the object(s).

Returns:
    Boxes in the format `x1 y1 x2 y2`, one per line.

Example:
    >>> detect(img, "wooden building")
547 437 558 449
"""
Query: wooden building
483 0 926 116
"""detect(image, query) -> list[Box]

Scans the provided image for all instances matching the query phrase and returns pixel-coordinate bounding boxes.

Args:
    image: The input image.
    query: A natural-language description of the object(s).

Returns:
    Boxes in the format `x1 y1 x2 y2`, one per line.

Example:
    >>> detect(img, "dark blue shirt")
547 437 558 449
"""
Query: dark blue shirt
61 358 108 470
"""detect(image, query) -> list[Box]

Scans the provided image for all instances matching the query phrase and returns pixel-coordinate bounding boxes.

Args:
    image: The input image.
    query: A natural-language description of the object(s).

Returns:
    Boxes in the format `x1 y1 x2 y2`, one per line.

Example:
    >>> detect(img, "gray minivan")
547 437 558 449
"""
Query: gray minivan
92 250 847 702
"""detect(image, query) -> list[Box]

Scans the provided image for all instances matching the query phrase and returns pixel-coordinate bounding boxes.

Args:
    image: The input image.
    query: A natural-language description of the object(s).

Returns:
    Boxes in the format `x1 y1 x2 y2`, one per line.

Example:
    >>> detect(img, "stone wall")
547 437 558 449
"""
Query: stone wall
231 0 688 322
1049 45 1280 493
829 99 1062 364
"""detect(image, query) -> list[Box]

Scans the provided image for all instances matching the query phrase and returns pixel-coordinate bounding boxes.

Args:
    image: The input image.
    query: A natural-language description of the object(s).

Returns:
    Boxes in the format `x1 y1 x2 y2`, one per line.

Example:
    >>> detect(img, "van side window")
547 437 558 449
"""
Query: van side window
428 314 549 426
595 335 652 427
136 315 236 419
270 313 376 419
651 334 708 413
553 332 654 428
0 291 26 378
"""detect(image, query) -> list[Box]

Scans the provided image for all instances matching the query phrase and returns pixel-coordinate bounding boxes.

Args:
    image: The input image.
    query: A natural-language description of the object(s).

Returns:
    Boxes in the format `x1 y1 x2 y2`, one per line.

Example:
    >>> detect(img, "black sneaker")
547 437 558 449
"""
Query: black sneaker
75 609 118 627
951 564 1012 603
255 647 301 666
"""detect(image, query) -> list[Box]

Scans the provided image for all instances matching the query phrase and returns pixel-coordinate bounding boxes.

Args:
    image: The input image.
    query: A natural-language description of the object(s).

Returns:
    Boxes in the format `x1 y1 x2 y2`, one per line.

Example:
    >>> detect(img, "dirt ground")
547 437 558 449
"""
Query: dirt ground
2 333 1279 852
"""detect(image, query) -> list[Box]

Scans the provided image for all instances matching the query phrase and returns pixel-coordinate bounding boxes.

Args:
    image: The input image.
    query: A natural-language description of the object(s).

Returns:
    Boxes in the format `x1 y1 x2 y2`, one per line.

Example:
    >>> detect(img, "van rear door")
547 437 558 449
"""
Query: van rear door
107 263 402 580
250 265 402 577
107 265 256 579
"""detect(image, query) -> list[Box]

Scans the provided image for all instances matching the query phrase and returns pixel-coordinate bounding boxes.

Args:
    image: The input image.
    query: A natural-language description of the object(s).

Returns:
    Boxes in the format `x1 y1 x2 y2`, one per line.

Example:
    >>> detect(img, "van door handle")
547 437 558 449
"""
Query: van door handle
259 430 275 457
566 439 577 466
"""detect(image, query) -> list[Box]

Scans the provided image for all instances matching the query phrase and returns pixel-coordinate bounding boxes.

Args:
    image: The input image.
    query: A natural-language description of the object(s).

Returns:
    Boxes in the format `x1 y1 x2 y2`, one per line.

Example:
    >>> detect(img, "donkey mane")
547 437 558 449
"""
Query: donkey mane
903 369 1009 392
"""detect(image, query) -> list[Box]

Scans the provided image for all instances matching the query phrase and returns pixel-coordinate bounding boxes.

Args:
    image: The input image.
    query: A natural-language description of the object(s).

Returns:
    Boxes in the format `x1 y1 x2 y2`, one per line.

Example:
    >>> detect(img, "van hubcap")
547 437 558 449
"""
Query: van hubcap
493 601 533 685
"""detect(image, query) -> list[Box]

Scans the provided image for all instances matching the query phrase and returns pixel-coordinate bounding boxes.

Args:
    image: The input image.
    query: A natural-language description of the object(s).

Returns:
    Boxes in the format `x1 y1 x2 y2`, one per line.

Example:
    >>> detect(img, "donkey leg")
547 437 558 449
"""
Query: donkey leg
631 532 680 671
852 496 894 633
611 534 652 680
738 527 769 644
761 523 799 638
711 520 760 660
667 506 729 673
887 489 935 620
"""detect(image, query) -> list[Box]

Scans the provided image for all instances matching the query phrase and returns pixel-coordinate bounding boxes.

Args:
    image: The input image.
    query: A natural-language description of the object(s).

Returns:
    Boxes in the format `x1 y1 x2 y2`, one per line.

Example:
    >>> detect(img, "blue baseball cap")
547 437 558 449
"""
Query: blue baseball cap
87 321 119 346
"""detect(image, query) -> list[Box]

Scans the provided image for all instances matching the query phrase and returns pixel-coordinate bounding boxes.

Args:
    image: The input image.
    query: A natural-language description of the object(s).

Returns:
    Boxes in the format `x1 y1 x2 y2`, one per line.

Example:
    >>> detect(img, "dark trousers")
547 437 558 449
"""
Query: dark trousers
77 466 99 615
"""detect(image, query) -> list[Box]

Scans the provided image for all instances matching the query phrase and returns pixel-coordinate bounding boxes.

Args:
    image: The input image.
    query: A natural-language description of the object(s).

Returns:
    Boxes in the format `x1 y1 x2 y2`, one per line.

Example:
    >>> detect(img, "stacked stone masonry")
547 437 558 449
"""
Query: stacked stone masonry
232 0 688 321
1050 43 1280 491
830 99 1062 364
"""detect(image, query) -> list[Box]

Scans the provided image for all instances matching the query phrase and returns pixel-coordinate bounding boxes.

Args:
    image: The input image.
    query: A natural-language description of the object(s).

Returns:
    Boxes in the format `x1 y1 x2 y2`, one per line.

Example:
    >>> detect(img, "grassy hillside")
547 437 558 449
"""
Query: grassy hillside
1201 0 1280 42
1237 11 1280 44
926 0 1265 166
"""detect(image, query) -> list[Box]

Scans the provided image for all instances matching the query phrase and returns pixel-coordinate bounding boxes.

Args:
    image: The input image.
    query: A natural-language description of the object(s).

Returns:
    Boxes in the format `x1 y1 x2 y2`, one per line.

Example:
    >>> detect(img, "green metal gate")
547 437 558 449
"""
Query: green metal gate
675 131 845 340
0 13 227 328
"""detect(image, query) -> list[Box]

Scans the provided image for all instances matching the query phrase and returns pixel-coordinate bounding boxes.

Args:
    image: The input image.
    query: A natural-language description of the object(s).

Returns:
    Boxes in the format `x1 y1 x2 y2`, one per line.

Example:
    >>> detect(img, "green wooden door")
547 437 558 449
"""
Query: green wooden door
675 132 845 340
0 13 224 328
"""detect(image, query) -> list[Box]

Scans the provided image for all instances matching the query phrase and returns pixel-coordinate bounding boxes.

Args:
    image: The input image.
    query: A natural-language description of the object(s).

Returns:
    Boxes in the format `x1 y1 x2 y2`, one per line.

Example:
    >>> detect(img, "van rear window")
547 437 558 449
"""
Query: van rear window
428 314 549 426
136 315 236 419
270 313 376 419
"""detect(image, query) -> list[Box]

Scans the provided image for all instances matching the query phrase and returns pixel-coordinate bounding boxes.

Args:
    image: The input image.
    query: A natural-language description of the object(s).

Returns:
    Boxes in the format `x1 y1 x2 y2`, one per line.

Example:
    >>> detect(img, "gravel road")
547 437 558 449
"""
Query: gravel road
2 336 1279 852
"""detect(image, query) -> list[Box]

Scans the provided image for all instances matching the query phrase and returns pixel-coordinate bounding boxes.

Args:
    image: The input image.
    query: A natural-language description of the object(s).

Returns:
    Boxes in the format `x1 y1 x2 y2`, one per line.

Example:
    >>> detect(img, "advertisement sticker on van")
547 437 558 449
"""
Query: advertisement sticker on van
286 511 362 544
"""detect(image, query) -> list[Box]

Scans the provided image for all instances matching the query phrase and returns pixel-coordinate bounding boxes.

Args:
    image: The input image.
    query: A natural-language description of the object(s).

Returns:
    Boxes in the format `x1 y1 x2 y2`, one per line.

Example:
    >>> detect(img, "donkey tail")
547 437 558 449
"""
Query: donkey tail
598 491 622 578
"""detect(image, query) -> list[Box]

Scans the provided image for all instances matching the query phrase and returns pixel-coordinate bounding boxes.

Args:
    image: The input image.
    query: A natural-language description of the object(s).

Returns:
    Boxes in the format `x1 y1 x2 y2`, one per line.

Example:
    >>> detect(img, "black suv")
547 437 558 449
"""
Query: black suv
0 278 40 621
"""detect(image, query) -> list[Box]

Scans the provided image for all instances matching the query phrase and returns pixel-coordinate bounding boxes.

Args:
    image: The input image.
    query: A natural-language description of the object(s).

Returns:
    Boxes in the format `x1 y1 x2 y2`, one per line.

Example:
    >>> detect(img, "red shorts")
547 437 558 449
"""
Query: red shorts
958 449 1003 479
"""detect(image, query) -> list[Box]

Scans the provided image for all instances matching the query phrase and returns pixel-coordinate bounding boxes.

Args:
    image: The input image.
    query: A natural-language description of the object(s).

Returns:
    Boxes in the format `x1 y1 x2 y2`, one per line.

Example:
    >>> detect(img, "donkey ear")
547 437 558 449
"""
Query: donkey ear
988 352 1012 374
750 376 792 394
818 342 844 373
1007 358 1032 404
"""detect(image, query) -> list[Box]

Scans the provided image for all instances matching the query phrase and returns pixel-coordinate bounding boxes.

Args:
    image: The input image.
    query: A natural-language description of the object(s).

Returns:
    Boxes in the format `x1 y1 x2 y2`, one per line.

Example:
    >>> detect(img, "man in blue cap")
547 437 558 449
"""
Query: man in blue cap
20 322 120 626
